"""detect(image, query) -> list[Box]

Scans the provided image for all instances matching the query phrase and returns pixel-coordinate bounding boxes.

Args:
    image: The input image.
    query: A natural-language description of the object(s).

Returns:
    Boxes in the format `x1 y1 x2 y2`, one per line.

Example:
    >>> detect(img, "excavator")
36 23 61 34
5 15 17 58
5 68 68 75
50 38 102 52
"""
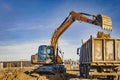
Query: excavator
31 11 112 73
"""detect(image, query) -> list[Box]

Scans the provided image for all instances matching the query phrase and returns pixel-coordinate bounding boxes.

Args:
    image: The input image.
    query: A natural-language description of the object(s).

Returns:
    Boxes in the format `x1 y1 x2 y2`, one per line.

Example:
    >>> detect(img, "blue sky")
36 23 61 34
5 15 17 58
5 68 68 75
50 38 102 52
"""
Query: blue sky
0 0 120 61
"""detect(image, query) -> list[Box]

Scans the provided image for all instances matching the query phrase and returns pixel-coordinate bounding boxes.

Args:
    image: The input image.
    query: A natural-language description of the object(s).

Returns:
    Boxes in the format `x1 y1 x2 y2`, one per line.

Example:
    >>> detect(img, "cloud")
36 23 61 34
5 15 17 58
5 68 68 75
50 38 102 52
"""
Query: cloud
0 43 37 61
59 40 79 60
0 39 49 61
0 3 13 12
0 22 44 33
0 39 80 61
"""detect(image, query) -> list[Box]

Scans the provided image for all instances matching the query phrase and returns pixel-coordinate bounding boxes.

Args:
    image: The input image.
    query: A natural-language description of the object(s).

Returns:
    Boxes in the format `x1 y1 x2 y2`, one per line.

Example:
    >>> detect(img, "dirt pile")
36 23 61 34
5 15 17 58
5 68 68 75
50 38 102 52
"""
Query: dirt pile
0 69 35 80
0 69 65 80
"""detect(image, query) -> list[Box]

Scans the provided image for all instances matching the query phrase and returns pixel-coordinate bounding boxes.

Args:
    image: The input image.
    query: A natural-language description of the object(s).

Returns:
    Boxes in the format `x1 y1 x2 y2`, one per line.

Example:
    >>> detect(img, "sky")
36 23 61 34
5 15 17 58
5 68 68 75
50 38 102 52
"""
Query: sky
0 0 120 61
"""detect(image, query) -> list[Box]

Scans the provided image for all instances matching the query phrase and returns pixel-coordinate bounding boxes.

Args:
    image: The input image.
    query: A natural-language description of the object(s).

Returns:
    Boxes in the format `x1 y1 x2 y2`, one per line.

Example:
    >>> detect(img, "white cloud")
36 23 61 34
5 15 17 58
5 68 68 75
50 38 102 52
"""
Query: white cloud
0 3 13 12
0 39 80 61
0 39 49 61
58 40 79 60
4 23 44 32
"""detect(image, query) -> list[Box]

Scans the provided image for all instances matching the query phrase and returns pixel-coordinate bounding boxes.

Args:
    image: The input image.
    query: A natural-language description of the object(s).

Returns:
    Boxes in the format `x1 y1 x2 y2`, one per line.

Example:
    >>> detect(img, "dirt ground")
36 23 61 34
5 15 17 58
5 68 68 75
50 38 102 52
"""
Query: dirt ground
0 68 80 80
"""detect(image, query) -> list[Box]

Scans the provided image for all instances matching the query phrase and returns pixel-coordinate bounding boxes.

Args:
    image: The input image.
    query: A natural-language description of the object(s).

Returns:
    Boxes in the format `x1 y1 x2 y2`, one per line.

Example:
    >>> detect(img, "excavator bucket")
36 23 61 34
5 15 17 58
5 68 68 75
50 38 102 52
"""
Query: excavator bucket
97 14 112 31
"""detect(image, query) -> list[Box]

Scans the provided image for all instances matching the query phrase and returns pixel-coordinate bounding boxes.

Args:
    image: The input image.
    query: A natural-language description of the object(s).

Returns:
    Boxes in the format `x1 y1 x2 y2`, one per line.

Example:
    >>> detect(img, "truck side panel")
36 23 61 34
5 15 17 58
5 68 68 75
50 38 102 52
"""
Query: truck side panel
80 37 120 63
93 39 103 61
116 40 120 61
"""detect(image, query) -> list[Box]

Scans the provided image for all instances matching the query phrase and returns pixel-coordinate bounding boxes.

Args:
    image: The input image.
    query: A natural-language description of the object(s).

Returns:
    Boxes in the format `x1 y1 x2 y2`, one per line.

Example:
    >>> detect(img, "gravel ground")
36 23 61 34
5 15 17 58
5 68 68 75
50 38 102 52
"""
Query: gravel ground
0 68 81 80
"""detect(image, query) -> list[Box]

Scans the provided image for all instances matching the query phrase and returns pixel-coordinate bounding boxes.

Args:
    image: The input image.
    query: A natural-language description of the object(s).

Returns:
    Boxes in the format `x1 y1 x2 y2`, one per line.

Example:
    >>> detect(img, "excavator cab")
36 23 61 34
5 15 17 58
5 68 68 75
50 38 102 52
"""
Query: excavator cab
34 45 66 73
38 45 55 63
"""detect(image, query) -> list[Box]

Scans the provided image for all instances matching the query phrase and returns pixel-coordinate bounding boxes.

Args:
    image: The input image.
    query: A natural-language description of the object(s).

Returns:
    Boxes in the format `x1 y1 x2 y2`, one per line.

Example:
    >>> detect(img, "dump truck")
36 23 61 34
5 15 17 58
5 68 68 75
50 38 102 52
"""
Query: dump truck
77 32 120 80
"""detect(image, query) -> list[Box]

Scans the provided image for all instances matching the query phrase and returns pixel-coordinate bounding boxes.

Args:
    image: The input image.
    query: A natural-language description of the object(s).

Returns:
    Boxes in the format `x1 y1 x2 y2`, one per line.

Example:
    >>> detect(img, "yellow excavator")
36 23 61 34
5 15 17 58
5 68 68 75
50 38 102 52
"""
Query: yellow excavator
31 11 112 73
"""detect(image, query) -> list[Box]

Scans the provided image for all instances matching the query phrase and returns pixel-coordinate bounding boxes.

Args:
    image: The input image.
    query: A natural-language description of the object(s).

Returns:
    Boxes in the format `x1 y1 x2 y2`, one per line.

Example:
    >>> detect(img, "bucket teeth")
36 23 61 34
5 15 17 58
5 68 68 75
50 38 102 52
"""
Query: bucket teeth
103 25 112 31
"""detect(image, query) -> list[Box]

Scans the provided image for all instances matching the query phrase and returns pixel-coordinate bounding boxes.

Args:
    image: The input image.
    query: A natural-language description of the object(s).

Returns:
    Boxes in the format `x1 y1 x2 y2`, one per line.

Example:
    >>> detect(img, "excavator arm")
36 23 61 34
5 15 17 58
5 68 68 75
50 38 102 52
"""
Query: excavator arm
51 11 112 63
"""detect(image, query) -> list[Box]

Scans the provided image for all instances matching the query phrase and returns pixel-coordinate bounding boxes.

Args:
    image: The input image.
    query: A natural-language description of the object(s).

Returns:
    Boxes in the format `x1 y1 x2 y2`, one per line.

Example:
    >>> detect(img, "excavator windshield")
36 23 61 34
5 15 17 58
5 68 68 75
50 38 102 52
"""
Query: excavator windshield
38 45 55 63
